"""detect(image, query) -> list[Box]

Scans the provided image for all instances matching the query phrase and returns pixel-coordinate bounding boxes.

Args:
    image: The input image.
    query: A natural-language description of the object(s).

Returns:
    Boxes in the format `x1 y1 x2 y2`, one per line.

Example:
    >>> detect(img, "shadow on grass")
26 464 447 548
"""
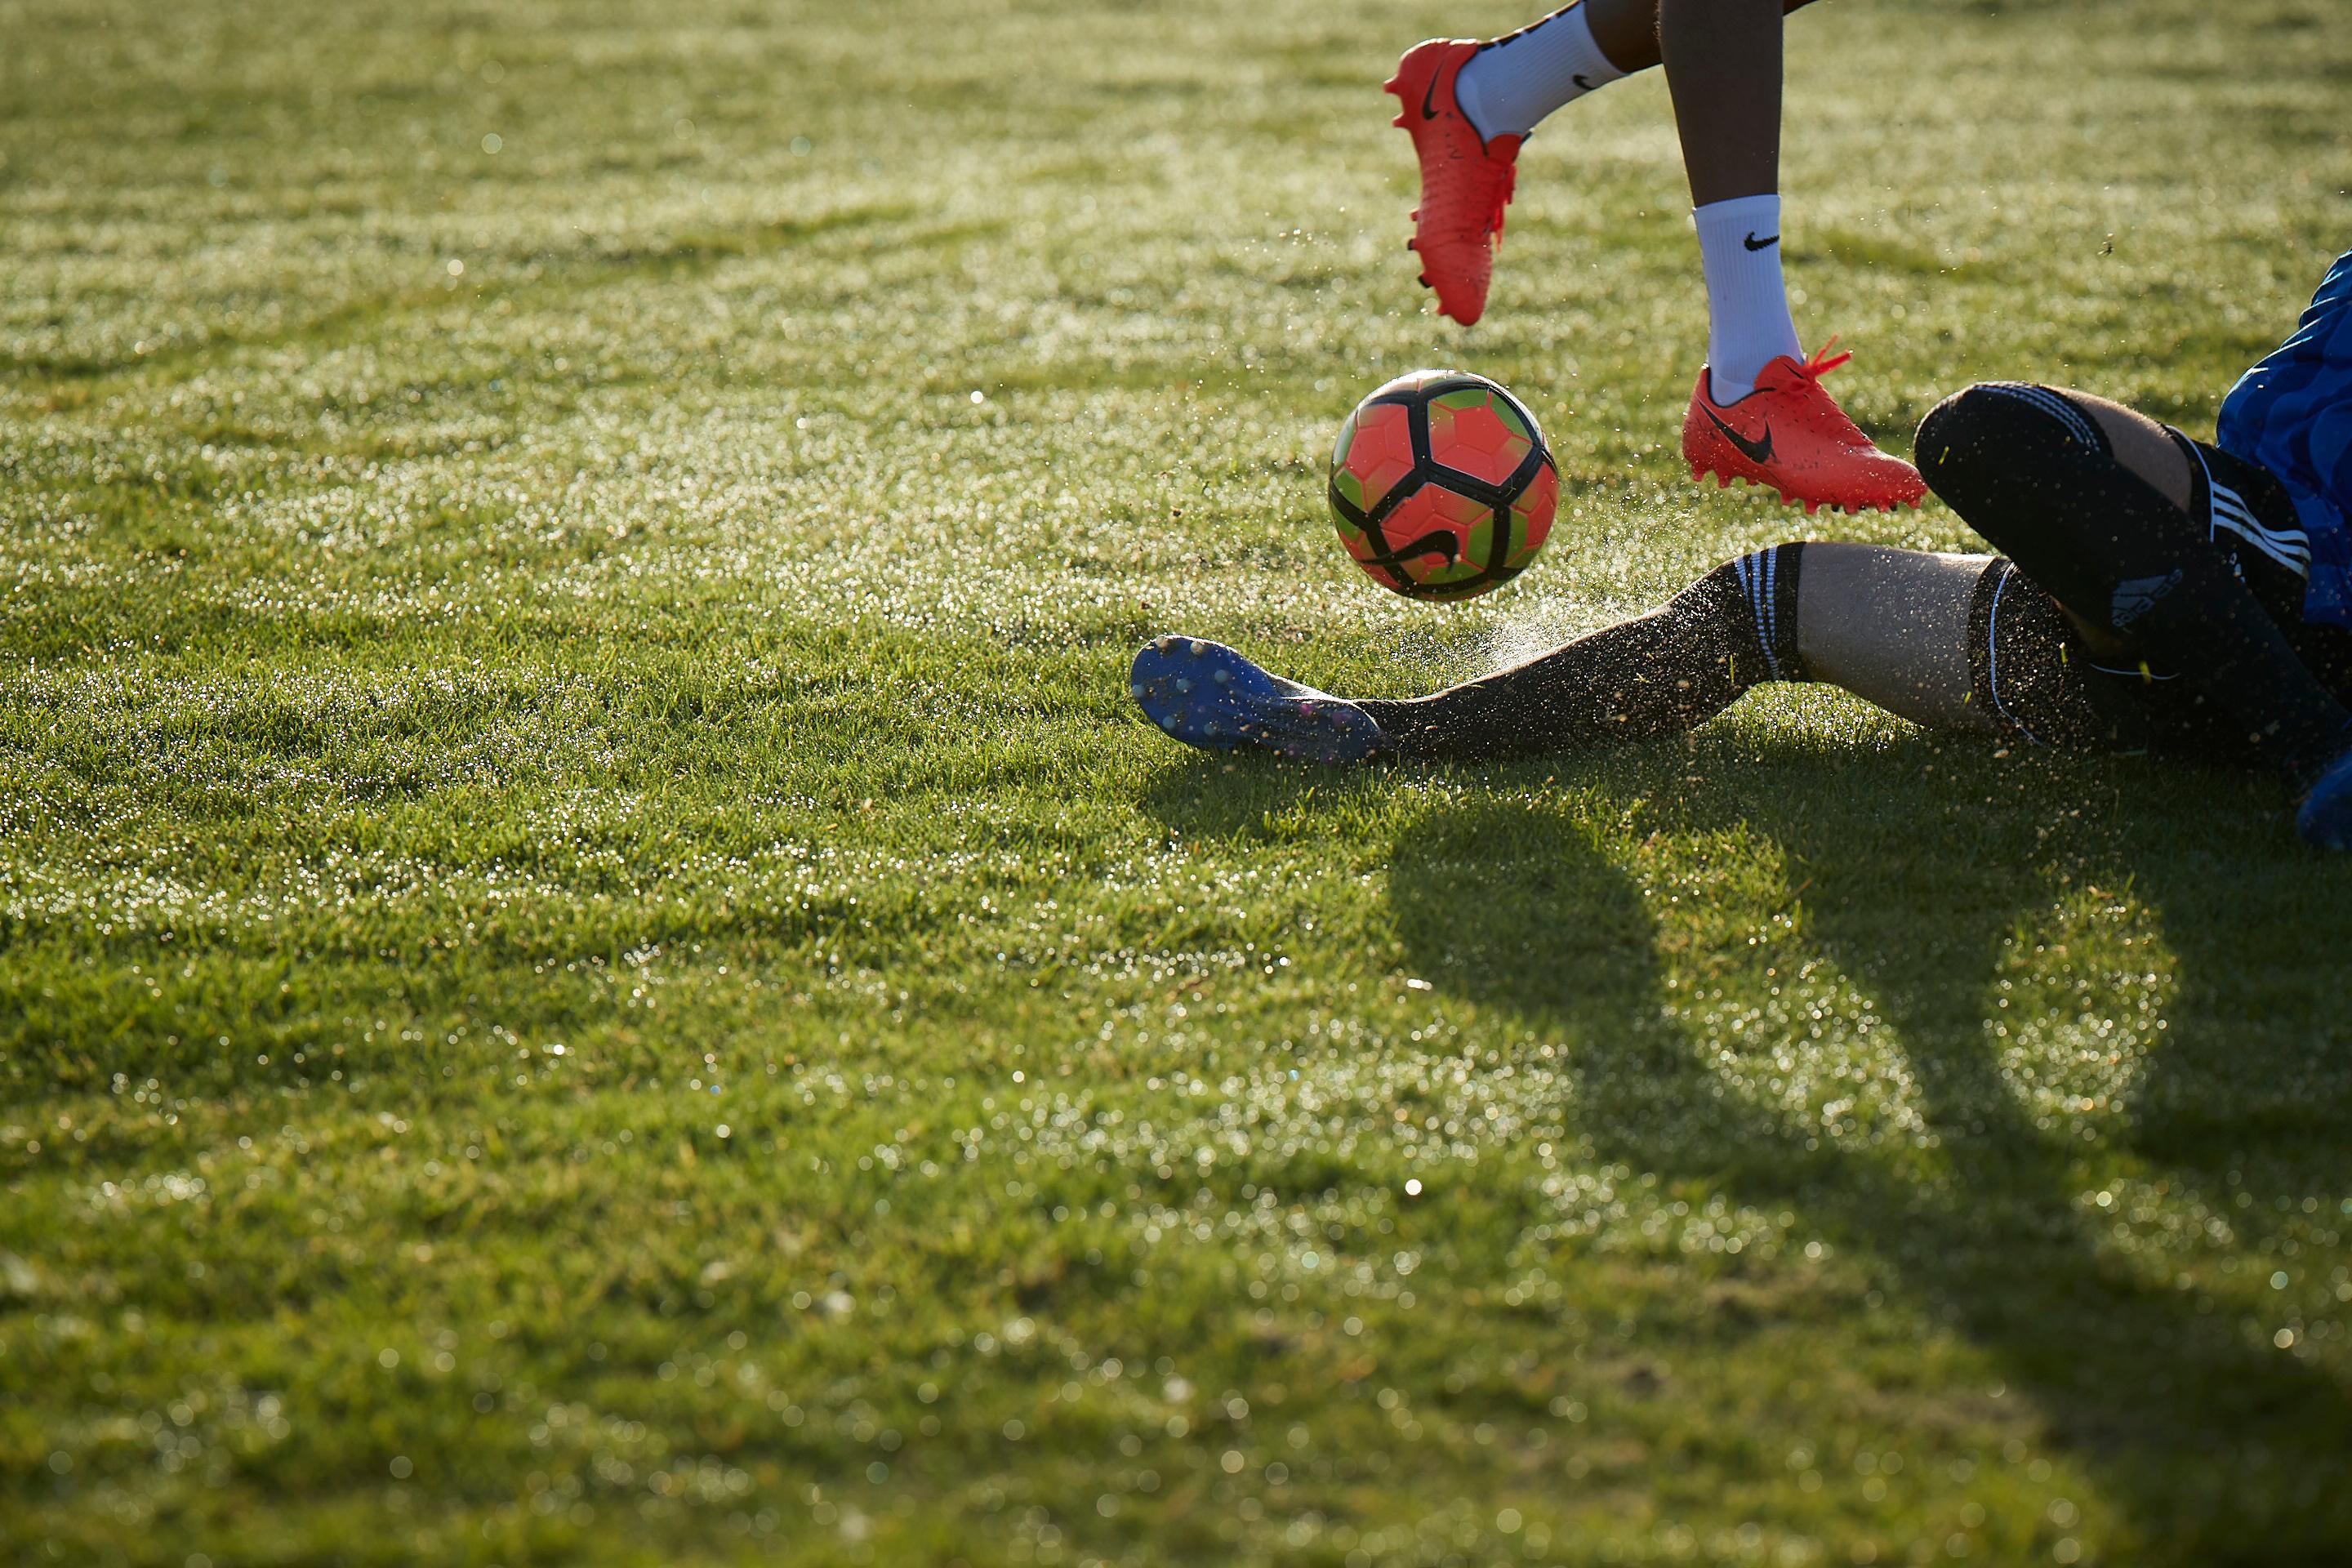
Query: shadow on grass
1141 728 2352 1563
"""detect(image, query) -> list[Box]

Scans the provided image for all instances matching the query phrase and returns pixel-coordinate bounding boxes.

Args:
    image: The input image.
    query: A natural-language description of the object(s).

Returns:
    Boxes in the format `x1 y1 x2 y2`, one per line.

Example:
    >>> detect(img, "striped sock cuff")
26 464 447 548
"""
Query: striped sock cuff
1730 543 1810 682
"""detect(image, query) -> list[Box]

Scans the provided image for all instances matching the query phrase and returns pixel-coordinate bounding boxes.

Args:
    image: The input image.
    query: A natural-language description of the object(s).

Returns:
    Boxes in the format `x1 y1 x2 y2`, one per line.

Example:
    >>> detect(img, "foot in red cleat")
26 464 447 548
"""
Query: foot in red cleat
1385 38 1521 327
1682 341 1927 514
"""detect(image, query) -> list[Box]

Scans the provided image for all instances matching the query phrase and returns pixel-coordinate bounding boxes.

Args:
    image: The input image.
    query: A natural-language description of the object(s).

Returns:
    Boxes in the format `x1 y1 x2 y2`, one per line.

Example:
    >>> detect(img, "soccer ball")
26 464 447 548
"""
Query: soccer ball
1326 370 1558 601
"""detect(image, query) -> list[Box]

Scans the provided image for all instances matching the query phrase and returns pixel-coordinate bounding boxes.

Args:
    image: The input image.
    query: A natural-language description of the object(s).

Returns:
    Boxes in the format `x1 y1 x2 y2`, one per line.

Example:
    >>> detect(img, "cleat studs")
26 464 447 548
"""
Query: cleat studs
1187 639 1207 657
1129 683 1147 702
1211 667 1230 685
1173 677 1192 694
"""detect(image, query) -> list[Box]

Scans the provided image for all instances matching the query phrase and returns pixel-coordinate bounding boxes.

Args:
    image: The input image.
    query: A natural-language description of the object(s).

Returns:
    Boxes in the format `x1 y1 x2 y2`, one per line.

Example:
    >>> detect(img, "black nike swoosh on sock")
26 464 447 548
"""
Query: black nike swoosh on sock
1699 404 1775 466
1743 231 1780 252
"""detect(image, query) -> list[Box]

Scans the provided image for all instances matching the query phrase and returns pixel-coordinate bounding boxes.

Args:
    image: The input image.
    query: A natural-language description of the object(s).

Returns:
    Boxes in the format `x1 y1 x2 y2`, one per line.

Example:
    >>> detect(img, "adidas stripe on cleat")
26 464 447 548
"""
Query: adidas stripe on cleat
1129 637 1389 764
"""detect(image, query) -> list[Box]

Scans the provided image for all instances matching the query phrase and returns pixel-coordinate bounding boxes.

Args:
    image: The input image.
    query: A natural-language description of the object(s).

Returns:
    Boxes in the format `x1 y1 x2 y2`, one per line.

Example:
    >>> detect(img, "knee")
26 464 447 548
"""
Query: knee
1913 385 1972 457
1919 381 2107 457
1914 386 1998 505
1916 382 2105 505
1916 383 2011 472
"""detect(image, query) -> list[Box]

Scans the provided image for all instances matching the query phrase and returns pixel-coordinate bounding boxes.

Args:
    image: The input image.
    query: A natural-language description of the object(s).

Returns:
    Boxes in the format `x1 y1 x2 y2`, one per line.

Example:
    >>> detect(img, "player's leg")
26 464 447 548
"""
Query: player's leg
1133 542 2014 764
1456 0 1820 140
1359 543 2036 756
1659 0 1926 514
1915 382 2352 794
1792 546 1998 733
1349 542 1815 759
1389 0 1819 328
1134 555 1801 764
1662 0 1795 392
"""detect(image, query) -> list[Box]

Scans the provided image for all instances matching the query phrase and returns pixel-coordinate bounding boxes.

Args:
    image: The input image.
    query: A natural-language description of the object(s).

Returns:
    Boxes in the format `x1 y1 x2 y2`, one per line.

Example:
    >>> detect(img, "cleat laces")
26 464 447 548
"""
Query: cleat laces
1792 336 1854 384
1485 160 1515 240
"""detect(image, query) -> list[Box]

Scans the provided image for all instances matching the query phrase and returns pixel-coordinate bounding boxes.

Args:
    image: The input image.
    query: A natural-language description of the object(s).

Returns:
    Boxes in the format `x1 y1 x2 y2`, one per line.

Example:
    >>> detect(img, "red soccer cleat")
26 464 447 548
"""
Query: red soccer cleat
1682 341 1927 514
1385 38 1521 327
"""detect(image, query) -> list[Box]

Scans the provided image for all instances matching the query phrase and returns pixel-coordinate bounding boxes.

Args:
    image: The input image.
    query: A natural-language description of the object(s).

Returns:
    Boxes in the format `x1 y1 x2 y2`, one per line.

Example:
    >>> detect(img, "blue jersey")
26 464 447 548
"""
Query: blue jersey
2217 249 2352 630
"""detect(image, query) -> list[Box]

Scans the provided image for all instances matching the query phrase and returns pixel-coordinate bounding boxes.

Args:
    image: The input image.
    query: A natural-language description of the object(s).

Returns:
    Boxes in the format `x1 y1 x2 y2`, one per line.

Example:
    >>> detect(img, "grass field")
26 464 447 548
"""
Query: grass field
5 0 2352 1562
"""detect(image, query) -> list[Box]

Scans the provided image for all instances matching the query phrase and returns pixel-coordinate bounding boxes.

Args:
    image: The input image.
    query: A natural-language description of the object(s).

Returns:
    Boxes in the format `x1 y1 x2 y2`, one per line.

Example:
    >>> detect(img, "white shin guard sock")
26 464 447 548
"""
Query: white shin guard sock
1454 4 1626 142
1692 194 1802 403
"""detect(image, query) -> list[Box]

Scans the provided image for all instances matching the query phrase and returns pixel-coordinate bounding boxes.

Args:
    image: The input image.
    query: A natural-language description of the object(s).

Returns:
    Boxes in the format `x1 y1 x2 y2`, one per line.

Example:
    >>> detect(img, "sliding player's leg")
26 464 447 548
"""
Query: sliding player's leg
1791 546 1998 733
1915 381 2352 841
1357 541 2041 759
1350 542 1816 760
1132 542 2012 764
1388 0 1819 328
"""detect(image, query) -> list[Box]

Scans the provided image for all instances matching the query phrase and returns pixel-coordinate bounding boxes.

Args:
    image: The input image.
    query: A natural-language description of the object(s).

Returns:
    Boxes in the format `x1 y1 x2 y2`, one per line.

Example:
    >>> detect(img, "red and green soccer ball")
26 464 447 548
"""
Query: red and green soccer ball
1326 370 1559 601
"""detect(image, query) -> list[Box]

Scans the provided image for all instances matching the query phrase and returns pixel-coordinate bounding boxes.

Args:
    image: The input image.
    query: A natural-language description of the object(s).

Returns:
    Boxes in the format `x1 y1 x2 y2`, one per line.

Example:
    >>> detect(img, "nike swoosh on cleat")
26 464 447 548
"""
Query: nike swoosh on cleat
1743 232 1779 252
1699 404 1775 466
1421 73 1442 120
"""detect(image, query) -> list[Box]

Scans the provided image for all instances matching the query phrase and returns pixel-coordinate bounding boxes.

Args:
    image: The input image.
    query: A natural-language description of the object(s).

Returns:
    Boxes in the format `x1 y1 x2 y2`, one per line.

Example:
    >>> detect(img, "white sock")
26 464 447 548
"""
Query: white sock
1454 5 1626 142
1693 194 1802 403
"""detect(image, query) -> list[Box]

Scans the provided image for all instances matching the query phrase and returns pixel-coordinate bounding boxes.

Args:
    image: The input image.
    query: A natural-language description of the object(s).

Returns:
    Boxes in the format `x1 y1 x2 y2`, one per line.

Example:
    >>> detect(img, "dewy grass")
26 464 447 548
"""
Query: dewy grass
5 0 2351 1563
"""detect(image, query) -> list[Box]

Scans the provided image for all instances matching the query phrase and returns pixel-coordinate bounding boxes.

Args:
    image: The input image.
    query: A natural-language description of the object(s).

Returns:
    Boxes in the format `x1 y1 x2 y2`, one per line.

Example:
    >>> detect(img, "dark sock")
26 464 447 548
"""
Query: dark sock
1917 383 2350 776
1358 546 1807 762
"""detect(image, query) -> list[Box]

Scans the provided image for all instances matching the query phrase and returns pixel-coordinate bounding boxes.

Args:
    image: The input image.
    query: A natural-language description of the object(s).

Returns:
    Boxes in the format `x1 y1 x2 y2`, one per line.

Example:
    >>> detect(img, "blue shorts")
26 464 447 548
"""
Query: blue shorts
2216 249 2352 630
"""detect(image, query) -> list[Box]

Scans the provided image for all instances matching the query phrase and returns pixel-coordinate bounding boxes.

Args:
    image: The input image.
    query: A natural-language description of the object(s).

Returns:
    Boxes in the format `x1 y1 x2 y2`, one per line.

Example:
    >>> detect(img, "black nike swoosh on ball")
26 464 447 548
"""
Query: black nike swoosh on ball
1743 231 1780 252
1360 530 1461 570
1700 405 1775 466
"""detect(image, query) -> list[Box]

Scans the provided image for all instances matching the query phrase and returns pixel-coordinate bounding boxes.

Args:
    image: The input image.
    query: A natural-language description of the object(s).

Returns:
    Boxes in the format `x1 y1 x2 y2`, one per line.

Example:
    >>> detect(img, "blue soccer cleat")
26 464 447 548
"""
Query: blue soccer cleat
2296 742 2352 849
1129 636 1390 764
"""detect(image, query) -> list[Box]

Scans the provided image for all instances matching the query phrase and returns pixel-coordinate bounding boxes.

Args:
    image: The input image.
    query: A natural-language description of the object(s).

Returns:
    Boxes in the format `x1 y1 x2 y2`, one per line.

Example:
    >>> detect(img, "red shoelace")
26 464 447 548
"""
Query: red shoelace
1793 335 1855 381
